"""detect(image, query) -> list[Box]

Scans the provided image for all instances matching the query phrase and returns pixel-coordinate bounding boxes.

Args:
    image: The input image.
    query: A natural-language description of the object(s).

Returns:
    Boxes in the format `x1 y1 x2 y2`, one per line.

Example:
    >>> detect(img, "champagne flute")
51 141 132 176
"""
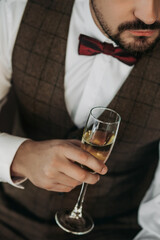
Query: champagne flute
55 107 121 235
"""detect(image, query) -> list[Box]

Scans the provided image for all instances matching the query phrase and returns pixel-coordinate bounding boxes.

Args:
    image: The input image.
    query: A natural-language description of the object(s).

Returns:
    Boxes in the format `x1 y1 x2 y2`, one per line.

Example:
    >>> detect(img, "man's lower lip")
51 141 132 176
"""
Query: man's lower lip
128 30 156 36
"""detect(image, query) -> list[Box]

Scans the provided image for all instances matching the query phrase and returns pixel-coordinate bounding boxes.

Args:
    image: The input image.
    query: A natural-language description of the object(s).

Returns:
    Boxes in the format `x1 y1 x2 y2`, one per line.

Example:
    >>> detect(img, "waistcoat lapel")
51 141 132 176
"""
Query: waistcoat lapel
12 0 75 140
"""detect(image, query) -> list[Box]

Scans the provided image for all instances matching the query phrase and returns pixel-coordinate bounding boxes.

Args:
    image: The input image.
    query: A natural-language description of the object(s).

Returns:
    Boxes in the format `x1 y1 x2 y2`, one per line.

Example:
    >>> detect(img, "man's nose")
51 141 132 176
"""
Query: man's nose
134 0 160 25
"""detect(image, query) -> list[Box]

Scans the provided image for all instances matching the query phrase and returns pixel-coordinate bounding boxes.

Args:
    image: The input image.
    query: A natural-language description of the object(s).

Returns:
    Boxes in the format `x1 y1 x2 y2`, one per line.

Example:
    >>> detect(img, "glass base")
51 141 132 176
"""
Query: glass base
55 210 94 235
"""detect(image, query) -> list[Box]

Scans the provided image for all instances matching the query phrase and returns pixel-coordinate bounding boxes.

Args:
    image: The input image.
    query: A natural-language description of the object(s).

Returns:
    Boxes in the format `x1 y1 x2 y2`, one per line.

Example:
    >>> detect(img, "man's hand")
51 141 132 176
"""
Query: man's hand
11 139 107 192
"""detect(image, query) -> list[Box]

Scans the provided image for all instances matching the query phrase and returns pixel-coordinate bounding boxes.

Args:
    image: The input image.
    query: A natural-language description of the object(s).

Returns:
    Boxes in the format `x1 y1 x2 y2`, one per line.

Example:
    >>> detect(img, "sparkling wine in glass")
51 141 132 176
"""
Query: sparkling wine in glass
55 107 121 235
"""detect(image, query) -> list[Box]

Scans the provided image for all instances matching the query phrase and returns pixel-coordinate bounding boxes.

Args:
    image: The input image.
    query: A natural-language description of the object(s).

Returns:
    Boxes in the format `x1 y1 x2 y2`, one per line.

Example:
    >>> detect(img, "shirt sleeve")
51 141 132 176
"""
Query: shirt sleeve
133 142 160 240
134 229 160 240
0 132 28 189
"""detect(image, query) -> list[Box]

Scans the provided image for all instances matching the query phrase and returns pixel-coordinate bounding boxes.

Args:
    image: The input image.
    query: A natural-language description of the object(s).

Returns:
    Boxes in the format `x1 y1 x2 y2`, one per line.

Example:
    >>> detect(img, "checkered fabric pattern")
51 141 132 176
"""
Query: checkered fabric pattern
0 0 159 239
12 0 75 140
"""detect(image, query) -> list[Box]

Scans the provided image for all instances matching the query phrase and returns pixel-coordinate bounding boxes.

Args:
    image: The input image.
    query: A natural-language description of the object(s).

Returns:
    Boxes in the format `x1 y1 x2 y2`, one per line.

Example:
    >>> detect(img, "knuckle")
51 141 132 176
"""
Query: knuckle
57 142 68 152
63 186 72 192
88 175 100 185
44 166 57 179
95 164 105 174
95 166 102 174
78 172 87 182
80 152 89 165
93 176 99 184
72 181 80 188
43 182 52 190
51 157 59 169
44 167 52 178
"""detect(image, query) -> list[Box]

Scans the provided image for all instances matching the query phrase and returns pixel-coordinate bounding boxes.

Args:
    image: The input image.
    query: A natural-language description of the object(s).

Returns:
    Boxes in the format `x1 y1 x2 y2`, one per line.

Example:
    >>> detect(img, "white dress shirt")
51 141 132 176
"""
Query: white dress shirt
65 0 133 128
0 0 28 187
134 143 160 240
0 0 159 239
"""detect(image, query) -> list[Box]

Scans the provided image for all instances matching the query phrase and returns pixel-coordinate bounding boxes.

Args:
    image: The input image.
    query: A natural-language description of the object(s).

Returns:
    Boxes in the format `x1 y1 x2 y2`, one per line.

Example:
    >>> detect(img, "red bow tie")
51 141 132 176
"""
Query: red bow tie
78 34 138 66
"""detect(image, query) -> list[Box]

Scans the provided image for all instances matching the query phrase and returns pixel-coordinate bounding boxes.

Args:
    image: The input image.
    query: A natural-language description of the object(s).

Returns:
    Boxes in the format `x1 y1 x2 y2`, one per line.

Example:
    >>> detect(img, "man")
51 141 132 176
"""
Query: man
0 0 159 239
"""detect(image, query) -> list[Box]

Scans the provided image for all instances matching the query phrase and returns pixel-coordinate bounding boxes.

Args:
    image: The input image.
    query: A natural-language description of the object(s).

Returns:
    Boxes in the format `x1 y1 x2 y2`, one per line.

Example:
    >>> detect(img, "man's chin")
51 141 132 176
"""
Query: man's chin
117 36 160 56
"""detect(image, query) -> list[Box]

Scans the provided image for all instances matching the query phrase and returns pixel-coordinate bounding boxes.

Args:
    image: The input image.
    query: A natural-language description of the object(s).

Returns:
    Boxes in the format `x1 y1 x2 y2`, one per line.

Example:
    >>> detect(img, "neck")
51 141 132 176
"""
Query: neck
89 0 109 39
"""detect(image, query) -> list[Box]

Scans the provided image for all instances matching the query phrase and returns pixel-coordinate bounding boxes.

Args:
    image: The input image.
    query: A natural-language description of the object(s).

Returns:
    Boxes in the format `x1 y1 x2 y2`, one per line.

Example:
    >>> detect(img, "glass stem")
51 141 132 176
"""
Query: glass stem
69 183 88 219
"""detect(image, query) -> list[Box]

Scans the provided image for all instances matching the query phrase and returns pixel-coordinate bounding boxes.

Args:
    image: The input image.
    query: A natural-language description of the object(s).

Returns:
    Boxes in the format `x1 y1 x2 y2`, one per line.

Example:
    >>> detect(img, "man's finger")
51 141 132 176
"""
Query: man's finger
63 144 107 175
60 159 100 184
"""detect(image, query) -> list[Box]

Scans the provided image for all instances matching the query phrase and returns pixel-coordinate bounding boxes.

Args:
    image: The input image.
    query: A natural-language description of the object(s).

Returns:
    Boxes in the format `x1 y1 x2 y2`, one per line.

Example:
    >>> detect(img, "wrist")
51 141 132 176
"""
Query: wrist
10 139 33 179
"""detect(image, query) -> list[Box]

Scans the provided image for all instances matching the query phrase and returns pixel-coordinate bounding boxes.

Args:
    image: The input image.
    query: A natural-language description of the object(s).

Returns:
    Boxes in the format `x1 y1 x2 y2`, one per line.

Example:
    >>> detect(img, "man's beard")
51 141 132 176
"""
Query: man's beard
107 21 160 57
91 0 160 56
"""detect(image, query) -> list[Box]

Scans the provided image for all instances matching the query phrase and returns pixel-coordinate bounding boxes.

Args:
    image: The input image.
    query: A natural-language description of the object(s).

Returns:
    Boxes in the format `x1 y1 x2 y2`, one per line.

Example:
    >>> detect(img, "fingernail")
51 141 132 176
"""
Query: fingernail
101 166 107 174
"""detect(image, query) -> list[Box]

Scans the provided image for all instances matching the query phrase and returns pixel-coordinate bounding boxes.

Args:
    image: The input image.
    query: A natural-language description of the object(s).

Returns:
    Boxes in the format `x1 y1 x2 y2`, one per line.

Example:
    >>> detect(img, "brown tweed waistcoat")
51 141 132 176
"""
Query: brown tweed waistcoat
0 0 160 240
